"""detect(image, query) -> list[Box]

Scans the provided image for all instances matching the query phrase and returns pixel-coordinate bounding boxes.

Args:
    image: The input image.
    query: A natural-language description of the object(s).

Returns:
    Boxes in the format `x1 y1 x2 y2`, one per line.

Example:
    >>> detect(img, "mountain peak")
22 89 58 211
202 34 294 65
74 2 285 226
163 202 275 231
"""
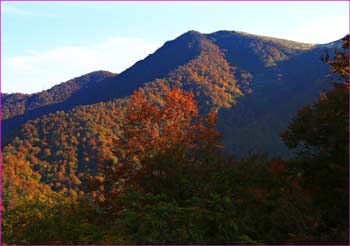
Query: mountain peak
175 30 204 42
208 30 315 51
83 70 116 77
64 70 116 84
181 30 202 36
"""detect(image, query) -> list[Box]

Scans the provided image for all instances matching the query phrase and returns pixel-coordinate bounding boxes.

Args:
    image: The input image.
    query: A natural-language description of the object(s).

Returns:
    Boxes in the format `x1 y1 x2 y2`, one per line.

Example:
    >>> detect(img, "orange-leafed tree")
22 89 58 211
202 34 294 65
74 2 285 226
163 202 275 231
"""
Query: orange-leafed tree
2 152 51 210
92 88 222 203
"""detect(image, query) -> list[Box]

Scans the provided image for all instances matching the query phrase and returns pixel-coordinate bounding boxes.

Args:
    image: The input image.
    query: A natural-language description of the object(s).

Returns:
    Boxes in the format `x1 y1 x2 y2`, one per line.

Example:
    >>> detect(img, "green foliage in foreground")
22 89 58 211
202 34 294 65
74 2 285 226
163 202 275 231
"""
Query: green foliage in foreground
3 151 348 244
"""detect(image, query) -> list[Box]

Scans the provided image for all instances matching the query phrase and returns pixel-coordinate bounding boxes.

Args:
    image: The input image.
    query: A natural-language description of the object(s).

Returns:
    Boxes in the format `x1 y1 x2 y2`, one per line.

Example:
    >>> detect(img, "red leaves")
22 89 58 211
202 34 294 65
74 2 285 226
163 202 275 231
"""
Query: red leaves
119 88 212 161
268 159 286 176
98 88 221 200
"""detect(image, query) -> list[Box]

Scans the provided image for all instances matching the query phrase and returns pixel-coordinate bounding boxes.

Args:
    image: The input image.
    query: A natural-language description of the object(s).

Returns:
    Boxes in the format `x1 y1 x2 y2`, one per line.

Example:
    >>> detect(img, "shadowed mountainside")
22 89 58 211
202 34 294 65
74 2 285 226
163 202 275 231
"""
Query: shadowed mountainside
2 30 340 160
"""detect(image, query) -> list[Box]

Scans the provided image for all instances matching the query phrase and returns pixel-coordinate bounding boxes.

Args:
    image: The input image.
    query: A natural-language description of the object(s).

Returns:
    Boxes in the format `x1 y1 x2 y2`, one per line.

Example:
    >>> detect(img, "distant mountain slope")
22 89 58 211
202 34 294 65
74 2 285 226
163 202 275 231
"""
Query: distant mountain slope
3 98 127 191
3 30 342 159
2 70 116 120
207 31 334 157
2 32 203 143
2 71 116 144
207 31 314 71
139 33 243 112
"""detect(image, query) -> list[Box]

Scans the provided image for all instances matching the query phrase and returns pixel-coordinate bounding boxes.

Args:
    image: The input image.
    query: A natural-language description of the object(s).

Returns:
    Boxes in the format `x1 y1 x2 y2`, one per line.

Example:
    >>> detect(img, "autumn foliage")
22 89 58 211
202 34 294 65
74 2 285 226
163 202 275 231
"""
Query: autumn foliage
1 35 349 245
93 88 221 202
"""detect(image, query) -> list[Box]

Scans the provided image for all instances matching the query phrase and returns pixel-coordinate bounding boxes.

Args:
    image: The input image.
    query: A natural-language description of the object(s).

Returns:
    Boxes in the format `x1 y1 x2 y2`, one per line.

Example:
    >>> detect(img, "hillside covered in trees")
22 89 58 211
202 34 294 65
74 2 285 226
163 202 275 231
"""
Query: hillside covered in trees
3 31 334 155
2 31 349 244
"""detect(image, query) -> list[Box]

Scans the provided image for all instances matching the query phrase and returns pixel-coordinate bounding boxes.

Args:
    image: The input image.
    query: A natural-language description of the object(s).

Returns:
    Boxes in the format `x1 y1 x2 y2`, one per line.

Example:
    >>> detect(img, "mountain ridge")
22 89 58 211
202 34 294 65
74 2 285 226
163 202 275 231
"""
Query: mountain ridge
2 70 116 120
2 30 344 156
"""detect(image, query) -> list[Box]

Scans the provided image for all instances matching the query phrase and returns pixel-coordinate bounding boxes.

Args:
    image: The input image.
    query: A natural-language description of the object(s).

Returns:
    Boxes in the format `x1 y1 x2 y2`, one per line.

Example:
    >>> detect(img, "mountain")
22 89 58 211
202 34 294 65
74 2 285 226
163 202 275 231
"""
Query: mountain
2 70 116 120
208 31 332 157
2 71 116 143
2 30 341 191
2 32 205 143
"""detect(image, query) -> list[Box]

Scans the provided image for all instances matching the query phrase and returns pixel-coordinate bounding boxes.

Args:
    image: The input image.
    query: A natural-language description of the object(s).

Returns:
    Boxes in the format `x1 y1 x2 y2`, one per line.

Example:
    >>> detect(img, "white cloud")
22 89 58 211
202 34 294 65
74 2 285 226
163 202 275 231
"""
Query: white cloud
287 15 349 44
2 37 162 93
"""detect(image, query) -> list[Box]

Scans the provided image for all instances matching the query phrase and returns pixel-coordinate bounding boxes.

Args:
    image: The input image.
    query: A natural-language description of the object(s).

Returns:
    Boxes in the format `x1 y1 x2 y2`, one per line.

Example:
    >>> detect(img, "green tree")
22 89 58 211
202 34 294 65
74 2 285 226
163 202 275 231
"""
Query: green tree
281 35 349 243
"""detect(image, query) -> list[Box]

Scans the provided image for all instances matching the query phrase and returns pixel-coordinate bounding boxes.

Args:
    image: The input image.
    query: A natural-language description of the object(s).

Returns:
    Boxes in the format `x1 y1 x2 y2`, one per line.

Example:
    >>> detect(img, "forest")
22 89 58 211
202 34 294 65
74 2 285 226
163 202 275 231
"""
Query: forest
1 34 349 244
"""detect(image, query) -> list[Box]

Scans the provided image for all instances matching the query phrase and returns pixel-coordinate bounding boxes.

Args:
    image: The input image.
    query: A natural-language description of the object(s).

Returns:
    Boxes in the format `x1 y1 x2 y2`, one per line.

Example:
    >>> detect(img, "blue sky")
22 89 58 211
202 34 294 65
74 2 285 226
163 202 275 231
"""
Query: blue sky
2 1 349 93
